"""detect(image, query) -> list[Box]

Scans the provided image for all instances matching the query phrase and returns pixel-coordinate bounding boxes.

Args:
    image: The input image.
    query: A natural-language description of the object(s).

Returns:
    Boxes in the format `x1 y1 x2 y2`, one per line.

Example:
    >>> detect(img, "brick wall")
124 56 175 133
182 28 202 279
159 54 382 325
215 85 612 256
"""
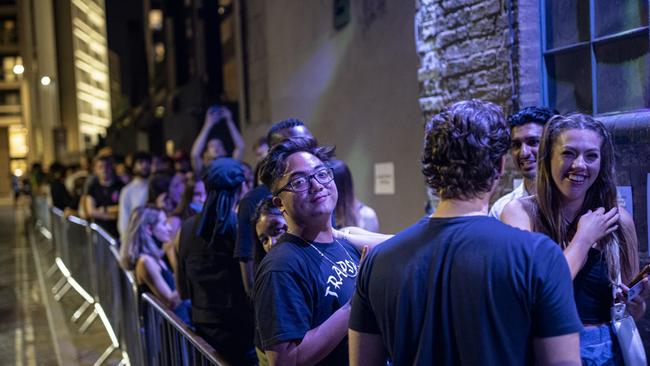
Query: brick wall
415 0 518 200
416 0 514 119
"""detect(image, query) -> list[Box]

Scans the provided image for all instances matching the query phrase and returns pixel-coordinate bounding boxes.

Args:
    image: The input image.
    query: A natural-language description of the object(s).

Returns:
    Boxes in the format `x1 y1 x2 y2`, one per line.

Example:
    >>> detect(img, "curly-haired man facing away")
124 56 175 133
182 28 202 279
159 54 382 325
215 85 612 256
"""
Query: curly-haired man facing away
348 100 582 366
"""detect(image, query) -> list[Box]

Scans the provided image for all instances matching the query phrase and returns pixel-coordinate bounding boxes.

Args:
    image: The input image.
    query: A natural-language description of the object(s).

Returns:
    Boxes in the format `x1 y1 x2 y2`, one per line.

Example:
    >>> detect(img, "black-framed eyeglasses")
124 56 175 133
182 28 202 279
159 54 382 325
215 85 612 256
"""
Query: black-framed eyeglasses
274 167 334 195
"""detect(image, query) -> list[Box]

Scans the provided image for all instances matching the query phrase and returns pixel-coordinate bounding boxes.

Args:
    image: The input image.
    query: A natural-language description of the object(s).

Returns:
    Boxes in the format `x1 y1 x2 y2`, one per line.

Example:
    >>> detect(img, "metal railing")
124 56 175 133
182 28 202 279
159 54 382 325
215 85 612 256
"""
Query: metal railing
32 199 227 366
142 294 229 366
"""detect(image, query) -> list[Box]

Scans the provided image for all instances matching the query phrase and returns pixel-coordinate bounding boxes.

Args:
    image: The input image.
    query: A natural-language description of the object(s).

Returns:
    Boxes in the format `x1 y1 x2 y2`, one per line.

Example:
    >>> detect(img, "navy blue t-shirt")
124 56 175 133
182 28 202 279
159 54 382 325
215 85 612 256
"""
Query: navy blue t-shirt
253 233 360 365
349 215 582 366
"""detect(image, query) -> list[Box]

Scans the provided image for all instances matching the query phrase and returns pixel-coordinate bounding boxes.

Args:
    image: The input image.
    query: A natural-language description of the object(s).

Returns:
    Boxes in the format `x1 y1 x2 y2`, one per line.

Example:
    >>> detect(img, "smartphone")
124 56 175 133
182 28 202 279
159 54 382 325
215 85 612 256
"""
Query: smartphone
629 264 650 288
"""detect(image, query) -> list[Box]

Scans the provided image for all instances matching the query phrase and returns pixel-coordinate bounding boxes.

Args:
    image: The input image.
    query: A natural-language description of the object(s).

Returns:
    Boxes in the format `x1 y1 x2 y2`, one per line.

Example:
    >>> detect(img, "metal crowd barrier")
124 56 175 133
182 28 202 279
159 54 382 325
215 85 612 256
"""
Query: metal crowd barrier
33 198 226 366
142 293 228 366
32 195 51 234
118 258 146 366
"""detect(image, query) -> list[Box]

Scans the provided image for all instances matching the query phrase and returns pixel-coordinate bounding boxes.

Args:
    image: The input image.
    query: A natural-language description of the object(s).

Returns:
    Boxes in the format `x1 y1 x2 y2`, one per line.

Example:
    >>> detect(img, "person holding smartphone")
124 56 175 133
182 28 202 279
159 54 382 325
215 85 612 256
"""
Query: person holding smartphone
502 113 650 364
190 105 245 174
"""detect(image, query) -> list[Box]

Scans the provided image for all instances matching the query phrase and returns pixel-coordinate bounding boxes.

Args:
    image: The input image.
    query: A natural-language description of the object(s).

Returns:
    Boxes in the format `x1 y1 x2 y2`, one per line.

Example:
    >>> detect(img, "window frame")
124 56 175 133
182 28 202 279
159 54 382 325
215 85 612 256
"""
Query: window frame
540 0 650 116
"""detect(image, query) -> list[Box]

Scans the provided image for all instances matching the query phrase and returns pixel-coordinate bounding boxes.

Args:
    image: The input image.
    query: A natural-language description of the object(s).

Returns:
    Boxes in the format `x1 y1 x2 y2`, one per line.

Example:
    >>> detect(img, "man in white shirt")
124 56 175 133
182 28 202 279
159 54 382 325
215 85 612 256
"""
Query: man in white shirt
489 107 557 219
118 152 152 243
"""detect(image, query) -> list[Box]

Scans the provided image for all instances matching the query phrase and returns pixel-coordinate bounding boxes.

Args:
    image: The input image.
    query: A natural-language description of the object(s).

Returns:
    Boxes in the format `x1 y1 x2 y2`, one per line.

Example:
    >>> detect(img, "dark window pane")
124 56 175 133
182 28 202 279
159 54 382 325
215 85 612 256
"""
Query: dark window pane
546 47 592 113
545 0 590 49
595 34 650 113
595 0 648 37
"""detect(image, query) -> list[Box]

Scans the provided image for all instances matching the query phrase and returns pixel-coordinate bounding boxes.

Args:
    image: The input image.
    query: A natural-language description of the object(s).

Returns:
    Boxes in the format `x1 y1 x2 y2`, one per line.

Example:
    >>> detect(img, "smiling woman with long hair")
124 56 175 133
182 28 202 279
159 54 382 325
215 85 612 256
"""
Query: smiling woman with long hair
502 113 649 364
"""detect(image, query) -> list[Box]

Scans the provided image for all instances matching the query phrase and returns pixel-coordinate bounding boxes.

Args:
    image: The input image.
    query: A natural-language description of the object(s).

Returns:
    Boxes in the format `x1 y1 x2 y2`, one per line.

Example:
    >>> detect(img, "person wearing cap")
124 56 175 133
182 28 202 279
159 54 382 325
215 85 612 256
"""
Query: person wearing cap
176 157 256 365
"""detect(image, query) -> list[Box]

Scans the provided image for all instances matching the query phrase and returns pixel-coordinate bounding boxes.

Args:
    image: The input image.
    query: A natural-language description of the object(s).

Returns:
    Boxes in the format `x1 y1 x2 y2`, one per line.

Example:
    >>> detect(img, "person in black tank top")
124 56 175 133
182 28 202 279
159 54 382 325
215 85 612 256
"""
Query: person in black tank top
119 205 190 325
502 114 650 364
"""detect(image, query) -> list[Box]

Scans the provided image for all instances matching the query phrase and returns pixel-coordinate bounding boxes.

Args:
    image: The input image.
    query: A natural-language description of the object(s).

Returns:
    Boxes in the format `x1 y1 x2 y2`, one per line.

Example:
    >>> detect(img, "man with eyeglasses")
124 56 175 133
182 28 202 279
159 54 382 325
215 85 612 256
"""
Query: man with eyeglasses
253 137 361 365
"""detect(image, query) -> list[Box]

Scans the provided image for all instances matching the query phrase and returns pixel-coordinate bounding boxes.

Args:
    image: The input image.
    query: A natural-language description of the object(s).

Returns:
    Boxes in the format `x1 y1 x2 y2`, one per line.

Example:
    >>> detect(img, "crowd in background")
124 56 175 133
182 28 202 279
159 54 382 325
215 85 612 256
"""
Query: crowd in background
27 104 380 365
25 100 650 366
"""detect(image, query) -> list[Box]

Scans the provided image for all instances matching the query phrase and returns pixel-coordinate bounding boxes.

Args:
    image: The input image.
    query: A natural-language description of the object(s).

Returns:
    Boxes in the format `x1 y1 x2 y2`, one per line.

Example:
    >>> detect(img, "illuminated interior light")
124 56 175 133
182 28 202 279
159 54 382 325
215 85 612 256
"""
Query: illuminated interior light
73 18 106 43
12 64 24 75
91 71 106 82
74 50 108 71
40 76 51 86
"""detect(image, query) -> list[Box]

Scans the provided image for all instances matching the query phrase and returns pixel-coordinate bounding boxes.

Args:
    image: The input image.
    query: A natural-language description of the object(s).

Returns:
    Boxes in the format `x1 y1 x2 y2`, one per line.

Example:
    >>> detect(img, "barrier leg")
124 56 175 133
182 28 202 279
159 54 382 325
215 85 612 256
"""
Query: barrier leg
92 344 117 366
79 309 99 333
51 276 67 294
53 282 71 301
45 262 59 278
71 301 92 322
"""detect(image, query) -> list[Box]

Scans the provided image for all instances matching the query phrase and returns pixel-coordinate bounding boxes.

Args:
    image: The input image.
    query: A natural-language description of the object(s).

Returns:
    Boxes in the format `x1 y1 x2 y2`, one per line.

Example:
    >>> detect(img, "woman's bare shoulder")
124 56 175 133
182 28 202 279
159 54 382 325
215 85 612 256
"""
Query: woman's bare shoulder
501 197 534 231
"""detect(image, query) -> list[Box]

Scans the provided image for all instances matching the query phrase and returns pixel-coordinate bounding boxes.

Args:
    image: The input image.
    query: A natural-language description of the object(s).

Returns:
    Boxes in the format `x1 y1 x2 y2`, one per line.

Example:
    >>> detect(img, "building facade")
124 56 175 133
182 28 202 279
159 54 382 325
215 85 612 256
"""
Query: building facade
0 0 112 196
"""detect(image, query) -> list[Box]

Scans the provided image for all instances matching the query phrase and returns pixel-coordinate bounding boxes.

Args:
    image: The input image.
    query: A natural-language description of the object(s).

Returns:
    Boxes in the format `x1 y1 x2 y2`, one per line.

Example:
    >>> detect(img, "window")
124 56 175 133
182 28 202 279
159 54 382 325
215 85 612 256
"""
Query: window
542 0 650 115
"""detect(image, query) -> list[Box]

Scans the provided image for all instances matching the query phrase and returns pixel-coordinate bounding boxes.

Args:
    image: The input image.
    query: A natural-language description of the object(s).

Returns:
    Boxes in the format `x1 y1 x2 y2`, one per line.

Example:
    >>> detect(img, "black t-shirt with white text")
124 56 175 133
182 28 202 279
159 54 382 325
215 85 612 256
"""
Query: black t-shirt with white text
253 233 360 365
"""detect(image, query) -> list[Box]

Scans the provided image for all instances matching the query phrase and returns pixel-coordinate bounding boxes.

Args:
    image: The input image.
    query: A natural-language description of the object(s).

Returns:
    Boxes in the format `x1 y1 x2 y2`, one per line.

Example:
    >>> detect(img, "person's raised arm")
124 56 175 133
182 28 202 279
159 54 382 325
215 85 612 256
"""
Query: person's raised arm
333 227 393 251
265 303 351 366
533 333 580 366
191 107 219 173
564 207 619 279
220 107 245 161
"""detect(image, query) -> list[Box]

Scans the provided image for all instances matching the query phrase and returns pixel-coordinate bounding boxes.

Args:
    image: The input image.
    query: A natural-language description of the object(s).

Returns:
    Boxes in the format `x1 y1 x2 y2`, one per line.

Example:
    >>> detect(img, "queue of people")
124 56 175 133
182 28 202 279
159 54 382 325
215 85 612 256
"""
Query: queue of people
31 100 650 366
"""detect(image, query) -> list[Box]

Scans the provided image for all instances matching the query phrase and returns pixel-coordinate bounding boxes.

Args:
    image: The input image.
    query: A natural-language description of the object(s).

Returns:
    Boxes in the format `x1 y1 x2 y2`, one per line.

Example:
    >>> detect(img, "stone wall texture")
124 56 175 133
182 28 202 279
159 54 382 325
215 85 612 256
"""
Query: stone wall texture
415 0 518 201
416 0 514 120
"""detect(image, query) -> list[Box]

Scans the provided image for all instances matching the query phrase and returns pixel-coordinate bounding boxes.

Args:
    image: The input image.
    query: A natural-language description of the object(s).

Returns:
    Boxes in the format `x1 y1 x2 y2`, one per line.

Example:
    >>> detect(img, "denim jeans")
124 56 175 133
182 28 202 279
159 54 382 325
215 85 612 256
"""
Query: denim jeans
580 324 624 365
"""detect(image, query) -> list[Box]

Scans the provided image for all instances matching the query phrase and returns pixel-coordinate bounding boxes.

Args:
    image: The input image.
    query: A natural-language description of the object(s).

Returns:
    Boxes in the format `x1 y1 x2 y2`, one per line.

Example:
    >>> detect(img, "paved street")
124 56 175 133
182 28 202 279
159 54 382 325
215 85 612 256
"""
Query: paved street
0 201 119 366
0 202 58 366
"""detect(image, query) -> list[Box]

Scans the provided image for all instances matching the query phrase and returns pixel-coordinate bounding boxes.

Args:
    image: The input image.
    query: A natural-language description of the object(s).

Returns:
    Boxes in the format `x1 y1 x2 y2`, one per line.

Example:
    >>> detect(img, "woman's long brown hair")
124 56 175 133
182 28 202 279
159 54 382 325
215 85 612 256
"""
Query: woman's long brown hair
533 113 637 282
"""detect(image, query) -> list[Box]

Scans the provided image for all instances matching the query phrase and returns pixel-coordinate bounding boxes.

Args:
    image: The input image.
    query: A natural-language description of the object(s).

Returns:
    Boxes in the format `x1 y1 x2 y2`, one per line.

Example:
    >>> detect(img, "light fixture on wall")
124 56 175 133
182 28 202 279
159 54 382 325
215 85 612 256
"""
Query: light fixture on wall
40 75 52 86
12 64 24 75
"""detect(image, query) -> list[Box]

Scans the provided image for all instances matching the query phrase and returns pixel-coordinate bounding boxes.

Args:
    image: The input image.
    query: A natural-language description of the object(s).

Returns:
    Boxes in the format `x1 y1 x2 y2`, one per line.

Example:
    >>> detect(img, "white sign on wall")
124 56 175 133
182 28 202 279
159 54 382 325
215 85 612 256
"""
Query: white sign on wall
616 186 633 217
374 162 395 195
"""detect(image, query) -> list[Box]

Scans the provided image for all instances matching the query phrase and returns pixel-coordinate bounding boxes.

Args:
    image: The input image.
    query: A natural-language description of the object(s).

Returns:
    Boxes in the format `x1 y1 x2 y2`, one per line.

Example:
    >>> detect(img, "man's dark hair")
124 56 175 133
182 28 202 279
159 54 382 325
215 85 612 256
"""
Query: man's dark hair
48 162 66 179
93 155 113 166
252 195 282 264
254 196 282 223
147 173 172 204
266 118 306 147
508 106 558 129
258 137 334 193
132 151 152 163
422 99 510 200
